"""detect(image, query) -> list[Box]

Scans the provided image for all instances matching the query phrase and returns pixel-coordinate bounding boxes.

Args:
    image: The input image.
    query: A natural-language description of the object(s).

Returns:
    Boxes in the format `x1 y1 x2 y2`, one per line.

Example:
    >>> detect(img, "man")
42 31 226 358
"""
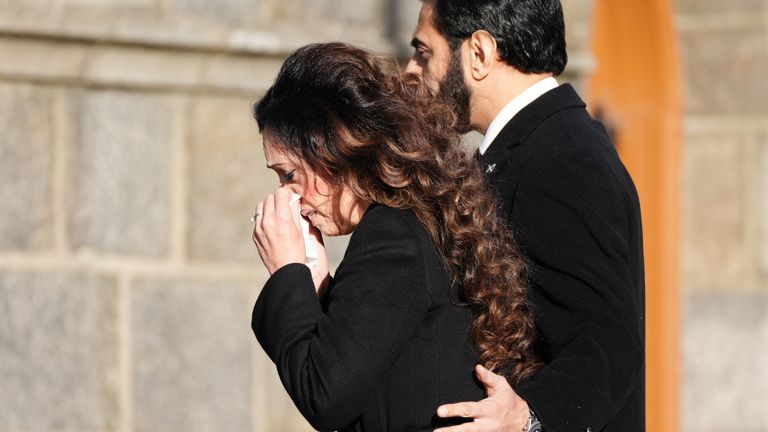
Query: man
405 1 645 431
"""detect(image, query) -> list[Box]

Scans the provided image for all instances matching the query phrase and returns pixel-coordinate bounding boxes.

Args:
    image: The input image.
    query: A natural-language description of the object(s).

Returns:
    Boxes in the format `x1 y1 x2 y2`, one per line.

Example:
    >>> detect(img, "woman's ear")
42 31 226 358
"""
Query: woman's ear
466 30 498 81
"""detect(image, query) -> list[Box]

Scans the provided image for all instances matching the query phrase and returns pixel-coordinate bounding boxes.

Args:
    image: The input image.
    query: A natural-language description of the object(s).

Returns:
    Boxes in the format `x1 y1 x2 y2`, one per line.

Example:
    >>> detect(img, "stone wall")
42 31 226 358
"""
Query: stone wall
0 1 415 430
7 0 764 431
676 0 768 430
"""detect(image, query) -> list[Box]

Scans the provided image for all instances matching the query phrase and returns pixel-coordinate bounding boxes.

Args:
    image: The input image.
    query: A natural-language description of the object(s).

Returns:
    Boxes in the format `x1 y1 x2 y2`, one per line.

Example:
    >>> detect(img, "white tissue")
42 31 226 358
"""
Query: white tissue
291 193 318 269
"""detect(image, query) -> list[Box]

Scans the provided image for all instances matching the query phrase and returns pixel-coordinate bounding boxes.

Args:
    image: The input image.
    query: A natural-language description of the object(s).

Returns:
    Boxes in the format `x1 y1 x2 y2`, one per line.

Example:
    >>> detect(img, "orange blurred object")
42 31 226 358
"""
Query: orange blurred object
588 1 683 431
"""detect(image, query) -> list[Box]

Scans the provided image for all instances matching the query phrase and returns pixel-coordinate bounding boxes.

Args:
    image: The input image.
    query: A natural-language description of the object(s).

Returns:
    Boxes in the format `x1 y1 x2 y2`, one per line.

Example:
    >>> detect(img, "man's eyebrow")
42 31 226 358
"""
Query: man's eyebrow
410 37 426 49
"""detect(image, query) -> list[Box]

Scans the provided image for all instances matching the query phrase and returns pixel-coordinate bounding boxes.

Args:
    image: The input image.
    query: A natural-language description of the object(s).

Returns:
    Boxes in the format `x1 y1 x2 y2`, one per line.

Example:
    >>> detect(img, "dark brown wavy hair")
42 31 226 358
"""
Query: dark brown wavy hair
254 42 540 385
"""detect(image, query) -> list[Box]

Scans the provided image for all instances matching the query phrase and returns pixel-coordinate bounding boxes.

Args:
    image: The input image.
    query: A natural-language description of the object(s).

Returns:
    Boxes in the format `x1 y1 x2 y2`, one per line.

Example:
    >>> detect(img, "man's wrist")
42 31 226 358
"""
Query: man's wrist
526 407 542 432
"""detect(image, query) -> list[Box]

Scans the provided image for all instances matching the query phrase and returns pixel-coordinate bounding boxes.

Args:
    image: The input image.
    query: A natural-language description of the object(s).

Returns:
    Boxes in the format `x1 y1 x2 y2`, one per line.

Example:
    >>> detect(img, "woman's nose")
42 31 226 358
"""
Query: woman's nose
278 184 299 196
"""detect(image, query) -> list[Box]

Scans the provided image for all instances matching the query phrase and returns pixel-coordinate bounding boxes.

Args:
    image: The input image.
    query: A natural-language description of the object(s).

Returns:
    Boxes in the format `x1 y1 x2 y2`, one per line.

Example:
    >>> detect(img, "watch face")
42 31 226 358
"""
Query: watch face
528 410 542 432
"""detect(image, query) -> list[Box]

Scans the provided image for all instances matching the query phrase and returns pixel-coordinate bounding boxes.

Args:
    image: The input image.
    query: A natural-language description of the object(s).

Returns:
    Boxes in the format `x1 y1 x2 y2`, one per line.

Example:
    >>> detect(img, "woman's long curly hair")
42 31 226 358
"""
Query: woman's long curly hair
254 42 540 385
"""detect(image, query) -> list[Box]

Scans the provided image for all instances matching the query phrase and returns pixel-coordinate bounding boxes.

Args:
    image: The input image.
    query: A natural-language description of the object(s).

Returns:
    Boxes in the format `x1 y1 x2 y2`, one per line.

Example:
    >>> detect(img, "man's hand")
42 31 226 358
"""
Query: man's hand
434 365 531 432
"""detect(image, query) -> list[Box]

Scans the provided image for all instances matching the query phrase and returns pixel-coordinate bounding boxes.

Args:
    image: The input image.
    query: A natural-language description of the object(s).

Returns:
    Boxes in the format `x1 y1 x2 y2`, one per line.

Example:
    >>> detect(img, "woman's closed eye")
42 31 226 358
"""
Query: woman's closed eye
280 170 295 184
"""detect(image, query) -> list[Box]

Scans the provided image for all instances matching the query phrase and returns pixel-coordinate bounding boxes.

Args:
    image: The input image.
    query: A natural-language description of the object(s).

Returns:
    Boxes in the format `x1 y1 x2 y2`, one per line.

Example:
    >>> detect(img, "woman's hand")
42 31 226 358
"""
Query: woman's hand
253 188 331 296
252 187 305 274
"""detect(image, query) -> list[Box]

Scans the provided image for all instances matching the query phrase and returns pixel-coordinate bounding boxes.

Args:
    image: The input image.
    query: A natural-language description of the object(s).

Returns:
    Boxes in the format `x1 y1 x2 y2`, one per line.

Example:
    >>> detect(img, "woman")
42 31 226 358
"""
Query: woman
251 43 539 432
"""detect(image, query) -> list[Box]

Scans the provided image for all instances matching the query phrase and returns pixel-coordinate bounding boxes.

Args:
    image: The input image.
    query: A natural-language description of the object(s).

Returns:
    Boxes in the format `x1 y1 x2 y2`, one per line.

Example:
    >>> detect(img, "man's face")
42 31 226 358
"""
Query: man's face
405 1 452 93
406 1 473 132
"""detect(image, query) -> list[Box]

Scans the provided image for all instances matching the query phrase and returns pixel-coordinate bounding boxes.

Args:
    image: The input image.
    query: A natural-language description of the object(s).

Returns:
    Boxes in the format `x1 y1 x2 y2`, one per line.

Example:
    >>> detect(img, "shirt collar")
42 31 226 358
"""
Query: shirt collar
478 77 559 155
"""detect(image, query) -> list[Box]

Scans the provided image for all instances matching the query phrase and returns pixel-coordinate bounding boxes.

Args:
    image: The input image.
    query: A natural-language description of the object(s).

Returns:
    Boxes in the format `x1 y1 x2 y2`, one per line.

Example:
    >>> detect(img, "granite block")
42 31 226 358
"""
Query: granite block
187 95 267 263
69 89 173 257
131 277 254 432
683 292 768 431
0 83 54 252
0 271 119 430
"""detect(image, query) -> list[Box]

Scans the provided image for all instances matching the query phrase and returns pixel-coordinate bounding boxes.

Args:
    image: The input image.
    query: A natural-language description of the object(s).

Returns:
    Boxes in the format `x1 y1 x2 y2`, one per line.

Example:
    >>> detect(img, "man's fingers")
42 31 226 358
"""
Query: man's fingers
475 364 509 396
437 402 482 418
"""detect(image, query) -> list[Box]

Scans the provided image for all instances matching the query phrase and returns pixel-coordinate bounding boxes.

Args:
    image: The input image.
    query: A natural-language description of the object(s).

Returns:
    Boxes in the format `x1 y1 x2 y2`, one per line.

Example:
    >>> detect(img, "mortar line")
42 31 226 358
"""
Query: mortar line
684 115 768 134
744 134 768 287
676 11 768 32
170 95 188 266
0 253 268 280
251 338 263 432
52 86 70 256
118 272 134 432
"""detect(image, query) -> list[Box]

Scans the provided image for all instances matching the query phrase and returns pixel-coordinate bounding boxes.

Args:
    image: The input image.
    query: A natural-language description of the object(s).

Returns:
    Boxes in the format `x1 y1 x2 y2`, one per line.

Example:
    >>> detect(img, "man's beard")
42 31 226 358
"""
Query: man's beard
437 47 473 134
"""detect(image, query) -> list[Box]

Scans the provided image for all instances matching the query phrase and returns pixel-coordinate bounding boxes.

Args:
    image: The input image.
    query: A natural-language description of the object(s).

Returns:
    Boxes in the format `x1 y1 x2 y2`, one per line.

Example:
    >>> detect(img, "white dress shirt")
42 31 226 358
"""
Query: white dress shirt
478 77 559 155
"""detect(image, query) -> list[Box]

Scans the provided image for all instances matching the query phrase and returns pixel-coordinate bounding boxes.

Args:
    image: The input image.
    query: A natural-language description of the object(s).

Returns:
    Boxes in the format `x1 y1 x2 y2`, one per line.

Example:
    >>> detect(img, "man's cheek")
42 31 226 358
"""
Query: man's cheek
424 72 441 95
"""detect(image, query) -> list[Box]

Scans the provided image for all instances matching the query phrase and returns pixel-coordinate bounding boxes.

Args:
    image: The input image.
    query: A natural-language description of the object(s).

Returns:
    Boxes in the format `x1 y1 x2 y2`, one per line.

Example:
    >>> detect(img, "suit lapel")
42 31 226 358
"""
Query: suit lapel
479 84 586 183
479 84 587 208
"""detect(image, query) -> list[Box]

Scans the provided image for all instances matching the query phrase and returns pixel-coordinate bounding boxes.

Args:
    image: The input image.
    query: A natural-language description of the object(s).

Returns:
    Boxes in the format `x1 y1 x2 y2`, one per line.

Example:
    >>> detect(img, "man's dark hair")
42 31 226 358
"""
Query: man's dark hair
431 0 567 76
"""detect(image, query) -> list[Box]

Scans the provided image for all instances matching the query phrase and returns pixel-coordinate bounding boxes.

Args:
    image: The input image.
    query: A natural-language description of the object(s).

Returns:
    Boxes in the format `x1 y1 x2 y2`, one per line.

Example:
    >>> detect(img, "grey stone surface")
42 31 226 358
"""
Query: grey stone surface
259 363 314 431
391 0 423 56
71 0 155 8
69 89 173 257
85 46 206 90
131 277 254 432
0 271 119 430
201 54 284 94
682 292 768 432
253 0 391 51
324 234 351 272
675 0 766 15
682 132 751 289
187 95 267 263
169 0 395 52
0 38 88 82
680 26 768 114
562 0 596 51
0 0 56 15
172 0 261 25
254 0 383 32
760 137 768 278
560 0 596 89
0 83 54 252
0 0 155 19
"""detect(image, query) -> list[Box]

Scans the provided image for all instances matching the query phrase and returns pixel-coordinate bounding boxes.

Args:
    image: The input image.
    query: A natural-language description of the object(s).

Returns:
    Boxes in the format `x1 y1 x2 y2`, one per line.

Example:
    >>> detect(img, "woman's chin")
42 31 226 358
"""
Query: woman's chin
317 226 337 237
317 224 352 237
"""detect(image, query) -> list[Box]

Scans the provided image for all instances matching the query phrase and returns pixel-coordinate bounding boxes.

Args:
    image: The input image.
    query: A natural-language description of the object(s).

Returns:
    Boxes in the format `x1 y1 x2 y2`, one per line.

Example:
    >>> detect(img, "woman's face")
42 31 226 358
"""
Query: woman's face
263 132 370 236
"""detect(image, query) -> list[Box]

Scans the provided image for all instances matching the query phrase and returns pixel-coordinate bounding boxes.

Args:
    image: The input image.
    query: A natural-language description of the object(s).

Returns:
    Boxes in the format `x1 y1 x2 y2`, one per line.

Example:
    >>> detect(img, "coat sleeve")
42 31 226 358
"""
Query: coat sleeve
251 209 431 431
511 142 644 431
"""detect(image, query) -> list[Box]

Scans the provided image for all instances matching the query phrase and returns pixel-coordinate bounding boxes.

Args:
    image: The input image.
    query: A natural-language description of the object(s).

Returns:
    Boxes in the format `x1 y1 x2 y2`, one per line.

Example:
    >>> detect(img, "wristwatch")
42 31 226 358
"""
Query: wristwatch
527 408 542 432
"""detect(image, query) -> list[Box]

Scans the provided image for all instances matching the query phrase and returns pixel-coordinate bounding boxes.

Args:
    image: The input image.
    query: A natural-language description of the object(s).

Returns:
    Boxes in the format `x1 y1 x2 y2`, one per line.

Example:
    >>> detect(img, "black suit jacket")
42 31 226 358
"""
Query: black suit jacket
252 204 483 432
479 84 645 432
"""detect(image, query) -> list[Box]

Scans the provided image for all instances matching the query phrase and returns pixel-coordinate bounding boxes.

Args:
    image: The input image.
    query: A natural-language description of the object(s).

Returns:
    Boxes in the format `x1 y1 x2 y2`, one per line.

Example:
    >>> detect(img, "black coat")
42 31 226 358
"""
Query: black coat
479 84 645 432
252 204 483 432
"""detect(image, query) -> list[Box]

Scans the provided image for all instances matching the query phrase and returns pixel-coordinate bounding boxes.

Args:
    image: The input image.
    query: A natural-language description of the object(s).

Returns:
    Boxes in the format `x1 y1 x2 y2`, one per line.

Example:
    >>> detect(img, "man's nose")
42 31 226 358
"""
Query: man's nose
404 58 420 75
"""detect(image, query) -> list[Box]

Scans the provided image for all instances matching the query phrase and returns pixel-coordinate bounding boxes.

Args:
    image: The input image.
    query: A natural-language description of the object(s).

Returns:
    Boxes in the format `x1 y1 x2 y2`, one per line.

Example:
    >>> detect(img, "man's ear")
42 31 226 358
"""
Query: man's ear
466 30 498 81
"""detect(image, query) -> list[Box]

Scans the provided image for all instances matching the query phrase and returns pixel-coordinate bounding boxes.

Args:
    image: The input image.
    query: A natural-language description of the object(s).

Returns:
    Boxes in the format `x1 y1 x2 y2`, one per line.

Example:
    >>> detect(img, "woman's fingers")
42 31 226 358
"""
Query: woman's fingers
286 190 303 229
252 189 305 274
437 401 481 418
263 194 275 222
252 201 265 244
274 188 293 222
